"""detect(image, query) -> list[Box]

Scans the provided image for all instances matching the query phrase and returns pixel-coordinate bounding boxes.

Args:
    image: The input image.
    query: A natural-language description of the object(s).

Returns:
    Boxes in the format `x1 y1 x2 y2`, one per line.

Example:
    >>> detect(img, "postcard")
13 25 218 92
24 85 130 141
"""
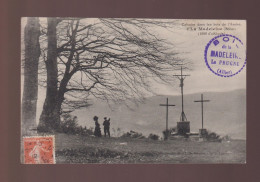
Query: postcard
21 18 246 164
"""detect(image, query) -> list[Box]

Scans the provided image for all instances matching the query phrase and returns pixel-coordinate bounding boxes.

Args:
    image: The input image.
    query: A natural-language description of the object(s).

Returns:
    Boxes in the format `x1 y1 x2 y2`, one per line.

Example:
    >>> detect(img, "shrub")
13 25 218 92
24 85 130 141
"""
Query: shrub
121 130 145 139
83 126 94 136
60 114 93 136
162 127 176 139
162 130 170 140
203 130 222 142
222 135 231 141
148 133 159 140
60 114 79 134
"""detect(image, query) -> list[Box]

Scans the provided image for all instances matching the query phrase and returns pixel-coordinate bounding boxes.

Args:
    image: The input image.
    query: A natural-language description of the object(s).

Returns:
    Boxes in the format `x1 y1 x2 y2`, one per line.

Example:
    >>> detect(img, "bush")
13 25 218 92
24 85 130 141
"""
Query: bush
162 130 170 140
120 130 145 139
148 133 159 140
203 130 222 142
60 114 78 134
60 114 93 136
222 135 231 141
162 127 176 140
83 126 94 136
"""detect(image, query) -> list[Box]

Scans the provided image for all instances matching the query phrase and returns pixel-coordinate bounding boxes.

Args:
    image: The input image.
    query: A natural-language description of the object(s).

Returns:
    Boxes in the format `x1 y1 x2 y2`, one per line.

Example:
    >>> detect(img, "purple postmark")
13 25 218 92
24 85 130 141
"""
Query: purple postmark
204 34 246 77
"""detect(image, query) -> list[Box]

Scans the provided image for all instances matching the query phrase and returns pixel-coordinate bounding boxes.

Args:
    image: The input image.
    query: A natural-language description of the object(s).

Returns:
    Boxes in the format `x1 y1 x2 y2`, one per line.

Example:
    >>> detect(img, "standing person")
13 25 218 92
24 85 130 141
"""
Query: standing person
103 117 111 137
93 116 101 137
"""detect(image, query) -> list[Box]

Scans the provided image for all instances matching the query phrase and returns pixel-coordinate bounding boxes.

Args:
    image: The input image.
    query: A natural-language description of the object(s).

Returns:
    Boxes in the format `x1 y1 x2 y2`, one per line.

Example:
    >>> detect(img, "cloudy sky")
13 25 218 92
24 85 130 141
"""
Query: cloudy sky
150 19 246 95
21 18 246 95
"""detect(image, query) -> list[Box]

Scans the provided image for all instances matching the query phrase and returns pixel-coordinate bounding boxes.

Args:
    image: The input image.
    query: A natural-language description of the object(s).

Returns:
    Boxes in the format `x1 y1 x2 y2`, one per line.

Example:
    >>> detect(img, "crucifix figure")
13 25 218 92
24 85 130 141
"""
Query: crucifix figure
194 94 210 129
173 66 190 122
160 98 175 139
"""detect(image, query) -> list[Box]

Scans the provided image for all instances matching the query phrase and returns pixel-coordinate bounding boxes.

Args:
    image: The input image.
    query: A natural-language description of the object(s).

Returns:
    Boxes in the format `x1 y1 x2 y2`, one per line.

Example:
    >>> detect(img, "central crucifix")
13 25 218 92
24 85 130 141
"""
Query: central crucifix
173 66 191 135
173 66 190 122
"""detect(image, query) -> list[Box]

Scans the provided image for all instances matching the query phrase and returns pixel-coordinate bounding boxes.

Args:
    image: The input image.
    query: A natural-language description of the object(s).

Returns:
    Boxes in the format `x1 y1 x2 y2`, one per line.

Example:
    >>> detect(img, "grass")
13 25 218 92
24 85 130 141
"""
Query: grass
54 133 246 164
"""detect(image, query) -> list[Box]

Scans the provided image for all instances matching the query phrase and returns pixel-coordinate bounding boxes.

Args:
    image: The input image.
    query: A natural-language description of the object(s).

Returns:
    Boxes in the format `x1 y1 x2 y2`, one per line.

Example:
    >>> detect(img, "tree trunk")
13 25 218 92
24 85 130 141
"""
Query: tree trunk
22 17 40 136
38 18 60 132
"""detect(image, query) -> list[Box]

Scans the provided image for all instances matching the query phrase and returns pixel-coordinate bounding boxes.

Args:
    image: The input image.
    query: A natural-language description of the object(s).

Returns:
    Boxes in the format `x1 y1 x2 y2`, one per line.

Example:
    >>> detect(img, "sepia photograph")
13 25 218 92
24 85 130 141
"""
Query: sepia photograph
21 18 246 164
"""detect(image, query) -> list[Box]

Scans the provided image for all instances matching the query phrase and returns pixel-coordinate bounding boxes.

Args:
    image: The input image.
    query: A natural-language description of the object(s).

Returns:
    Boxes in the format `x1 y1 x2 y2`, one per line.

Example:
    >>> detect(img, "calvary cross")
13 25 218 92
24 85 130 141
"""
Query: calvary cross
173 66 190 122
160 98 175 139
194 94 210 129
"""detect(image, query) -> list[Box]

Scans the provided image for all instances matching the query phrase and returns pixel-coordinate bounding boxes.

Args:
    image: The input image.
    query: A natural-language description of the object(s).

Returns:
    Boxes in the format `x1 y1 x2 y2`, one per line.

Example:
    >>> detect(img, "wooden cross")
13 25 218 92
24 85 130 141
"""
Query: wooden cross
194 94 210 129
160 98 175 139
173 66 190 122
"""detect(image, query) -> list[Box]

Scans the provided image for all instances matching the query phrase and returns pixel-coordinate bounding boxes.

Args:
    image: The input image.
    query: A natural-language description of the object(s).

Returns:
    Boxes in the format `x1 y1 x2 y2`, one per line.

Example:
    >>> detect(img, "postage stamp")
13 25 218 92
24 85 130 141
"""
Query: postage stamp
23 135 55 164
204 34 246 77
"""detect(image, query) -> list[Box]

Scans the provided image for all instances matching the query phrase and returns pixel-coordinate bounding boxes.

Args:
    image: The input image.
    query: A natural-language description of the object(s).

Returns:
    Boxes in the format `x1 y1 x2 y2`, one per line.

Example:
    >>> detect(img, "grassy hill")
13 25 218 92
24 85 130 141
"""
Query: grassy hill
73 89 246 139
54 133 246 164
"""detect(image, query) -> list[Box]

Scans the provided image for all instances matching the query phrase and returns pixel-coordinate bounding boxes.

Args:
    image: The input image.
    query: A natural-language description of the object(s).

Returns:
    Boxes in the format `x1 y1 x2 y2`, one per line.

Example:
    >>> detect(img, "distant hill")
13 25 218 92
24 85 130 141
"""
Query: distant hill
74 89 246 139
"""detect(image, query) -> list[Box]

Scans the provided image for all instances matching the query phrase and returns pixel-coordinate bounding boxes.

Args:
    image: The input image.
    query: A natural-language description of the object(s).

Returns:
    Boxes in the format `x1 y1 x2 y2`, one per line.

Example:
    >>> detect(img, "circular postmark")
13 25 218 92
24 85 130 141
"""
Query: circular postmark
204 34 246 77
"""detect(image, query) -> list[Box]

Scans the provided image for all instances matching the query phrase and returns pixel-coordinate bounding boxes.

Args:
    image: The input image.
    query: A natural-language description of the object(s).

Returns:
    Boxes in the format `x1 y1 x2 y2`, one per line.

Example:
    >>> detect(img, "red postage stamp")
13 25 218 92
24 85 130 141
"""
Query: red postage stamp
23 136 55 164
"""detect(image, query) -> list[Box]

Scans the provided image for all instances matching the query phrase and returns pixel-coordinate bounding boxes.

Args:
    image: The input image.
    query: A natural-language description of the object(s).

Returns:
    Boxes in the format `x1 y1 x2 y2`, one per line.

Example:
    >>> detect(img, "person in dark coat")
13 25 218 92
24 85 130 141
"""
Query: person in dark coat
93 116 101 137
103 117 110 137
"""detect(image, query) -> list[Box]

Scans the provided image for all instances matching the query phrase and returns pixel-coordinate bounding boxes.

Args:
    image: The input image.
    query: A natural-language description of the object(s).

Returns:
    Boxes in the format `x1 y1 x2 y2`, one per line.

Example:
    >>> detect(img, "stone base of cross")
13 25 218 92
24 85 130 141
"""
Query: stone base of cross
177 121 190 135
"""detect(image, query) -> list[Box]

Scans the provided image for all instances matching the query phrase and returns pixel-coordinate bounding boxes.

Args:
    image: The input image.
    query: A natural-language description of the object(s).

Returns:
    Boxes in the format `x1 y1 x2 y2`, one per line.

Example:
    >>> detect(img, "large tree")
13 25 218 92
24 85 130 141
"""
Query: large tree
38 18 61 131
22 17 41 135
38 18 186 132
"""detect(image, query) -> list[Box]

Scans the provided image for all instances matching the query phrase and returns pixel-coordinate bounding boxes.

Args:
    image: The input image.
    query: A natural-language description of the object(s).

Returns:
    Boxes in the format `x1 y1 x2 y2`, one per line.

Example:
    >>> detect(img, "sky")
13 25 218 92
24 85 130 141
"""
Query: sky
149 19 246 95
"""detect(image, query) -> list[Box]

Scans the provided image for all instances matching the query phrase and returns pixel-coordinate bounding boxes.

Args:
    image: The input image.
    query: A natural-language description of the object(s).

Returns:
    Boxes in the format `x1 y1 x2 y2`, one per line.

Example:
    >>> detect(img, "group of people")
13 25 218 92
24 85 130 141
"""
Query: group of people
93 116 111 137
